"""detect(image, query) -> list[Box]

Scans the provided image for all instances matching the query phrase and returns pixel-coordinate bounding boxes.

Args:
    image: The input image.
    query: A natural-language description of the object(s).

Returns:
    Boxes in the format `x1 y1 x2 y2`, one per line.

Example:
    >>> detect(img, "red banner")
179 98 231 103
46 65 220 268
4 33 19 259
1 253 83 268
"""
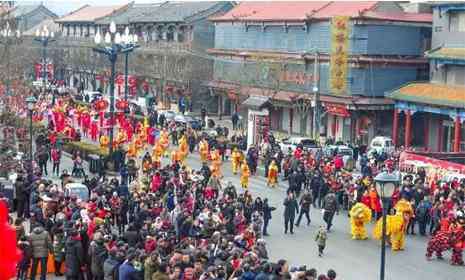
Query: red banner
399 151 465 175
325 103 350 117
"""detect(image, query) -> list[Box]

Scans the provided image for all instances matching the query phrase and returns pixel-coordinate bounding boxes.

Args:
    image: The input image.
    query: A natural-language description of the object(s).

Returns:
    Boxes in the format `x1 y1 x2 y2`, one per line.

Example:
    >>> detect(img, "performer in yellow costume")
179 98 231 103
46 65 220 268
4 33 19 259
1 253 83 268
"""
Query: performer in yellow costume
240 160 250 190
152 140 163 169
199 138 209 163
171 149 181 165
349 202 372 240
127 141 137 158
231 148 242 175
178 134 189 163
267 160 279 188
373 210 406 251
210 148 222 178
159 129 170 157
116 128 126 146
99 135 109 151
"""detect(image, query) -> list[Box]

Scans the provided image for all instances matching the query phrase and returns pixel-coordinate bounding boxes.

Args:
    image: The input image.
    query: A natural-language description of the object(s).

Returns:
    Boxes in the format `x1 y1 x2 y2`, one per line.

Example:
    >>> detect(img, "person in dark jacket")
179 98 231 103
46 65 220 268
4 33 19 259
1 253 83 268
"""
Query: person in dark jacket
416 197 432 236
89 233 108 280
64 229 85 280
103 248 121 280
283 192 299 234
118 249 143 280
262 198 275 236
15 176 28 218
295 190 313 227
17 236 32 280
29 226 52 280
322 191 339 232
123 224 140 247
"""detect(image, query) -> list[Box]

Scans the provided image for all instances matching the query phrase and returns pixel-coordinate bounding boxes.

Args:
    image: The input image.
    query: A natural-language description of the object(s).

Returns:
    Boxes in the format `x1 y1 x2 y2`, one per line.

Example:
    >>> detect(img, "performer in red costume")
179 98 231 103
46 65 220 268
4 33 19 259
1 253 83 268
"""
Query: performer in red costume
90 120 99 141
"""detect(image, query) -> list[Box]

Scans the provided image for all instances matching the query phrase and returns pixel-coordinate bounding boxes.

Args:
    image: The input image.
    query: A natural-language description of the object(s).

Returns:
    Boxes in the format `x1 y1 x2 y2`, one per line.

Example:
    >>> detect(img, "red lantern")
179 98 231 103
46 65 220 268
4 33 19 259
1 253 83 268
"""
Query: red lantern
94 99 109 111
116 99 129 110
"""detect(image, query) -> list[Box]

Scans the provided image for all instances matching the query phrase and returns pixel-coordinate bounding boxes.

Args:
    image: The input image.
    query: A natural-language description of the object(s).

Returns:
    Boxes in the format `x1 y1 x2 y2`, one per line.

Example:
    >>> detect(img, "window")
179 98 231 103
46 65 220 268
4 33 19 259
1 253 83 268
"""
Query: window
446 65 465 86
449 12 465 32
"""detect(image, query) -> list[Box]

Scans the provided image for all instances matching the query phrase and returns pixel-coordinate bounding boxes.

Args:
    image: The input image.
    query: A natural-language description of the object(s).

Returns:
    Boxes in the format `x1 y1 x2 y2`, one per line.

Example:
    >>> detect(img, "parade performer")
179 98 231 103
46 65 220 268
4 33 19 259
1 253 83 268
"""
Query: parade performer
267 160 279 188
127 141 137 159
178 134 189 163
0 202 21 280
159 129 170 156
449 215 465 266
349 202 372 240
100 134 109 151
90 120 99 141
210 148 222 178
373 210 406 251
116 128 126 146
231 148 242 175
240 160 250 190
171 149 181 166
199 138 209 162
152 140 163 169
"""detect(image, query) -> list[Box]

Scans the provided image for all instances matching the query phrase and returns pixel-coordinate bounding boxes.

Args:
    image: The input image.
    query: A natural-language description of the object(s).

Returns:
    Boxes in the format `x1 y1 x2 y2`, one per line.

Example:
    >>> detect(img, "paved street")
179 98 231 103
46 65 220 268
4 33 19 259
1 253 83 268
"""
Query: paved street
40 146 463 280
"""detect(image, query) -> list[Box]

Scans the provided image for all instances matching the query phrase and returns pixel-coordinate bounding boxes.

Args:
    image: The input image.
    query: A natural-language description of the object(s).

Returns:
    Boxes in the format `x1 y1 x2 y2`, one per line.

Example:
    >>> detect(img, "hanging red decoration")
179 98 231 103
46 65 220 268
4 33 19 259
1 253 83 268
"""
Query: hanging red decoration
115 99 129 110
94 99 109 111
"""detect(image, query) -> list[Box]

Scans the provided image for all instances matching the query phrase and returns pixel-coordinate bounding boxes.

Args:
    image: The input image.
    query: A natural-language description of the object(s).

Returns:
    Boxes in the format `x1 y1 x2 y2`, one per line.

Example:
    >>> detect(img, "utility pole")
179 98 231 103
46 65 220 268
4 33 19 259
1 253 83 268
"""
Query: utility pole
312 52 320 140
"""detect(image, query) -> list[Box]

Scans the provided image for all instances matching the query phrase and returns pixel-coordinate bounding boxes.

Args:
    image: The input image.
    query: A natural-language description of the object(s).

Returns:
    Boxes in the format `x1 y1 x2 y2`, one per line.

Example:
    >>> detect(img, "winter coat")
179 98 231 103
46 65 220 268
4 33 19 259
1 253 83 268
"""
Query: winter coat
29 226 51 258
152 271 170 280
123 230 140 247
144 257 159 280
65 237 84 277
283 198 299 219
323 193 339 213
89 240 108 277
119 262 142 280
263 203 276 221
315 228 327 247
104 256 120 280
52 232 66 262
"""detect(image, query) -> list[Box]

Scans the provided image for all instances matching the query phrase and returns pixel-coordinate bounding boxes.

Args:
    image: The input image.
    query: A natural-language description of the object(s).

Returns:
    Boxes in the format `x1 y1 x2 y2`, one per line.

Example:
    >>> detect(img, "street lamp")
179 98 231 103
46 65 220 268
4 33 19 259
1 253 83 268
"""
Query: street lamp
93 21 139 161
374 171 400 280
25 95 37 180
121 26 139 102
34 25 56 94
0 22 21 97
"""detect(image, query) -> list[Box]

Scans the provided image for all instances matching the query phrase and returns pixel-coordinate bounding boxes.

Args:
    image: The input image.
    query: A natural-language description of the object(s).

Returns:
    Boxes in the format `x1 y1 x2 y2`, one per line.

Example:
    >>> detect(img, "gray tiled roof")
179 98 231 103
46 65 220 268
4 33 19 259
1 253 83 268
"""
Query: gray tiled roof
132 1 222 23
11 4 56 18
96 3 162 25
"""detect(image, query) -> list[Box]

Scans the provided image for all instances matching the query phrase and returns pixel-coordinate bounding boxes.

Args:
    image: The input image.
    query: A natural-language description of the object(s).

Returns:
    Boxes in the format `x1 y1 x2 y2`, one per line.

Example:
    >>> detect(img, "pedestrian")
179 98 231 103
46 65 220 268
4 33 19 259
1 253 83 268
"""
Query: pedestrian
262 198 275 236
64 229 85 280
283 192 299 234
416 196 432 236
52 223 66 276
17 235 32 280
118 249 142 280
14 176 27 219
29 225 52 280
231 111 239 131
51 146 61 176
322 191 339 232
315 226 327 257
37 148 49 176
296 189 312 227
89 232 108 280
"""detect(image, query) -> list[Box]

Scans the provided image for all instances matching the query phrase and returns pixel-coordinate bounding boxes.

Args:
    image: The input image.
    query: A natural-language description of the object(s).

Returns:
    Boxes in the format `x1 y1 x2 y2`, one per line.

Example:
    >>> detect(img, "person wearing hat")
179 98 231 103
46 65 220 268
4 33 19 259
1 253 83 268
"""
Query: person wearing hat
64 229 84 280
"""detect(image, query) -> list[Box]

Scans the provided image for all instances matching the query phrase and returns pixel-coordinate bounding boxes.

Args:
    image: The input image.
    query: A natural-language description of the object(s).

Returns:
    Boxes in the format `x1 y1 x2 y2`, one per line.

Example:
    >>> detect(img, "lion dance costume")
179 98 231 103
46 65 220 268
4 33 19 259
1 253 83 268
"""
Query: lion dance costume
267 160 279 188
199 139 209 163
373 211 406 251
349 202 372 240
240 160 250 190
426 215 465 265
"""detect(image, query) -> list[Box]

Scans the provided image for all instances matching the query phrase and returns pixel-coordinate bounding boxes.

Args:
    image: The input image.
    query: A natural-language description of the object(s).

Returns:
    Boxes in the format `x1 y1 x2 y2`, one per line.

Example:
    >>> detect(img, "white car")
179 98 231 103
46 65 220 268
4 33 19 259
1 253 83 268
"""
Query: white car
369 136 394 156
65 183 90 202
279 137 319 153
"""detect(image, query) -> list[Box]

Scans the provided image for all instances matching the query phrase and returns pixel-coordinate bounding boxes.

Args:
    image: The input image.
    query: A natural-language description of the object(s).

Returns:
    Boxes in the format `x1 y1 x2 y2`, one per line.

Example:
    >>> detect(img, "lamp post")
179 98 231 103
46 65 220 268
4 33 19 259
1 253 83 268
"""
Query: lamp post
374 171 400 280
93 21 139 159
25 96 37 178
0 22 21 97
121 26 139 102
34 25 56 94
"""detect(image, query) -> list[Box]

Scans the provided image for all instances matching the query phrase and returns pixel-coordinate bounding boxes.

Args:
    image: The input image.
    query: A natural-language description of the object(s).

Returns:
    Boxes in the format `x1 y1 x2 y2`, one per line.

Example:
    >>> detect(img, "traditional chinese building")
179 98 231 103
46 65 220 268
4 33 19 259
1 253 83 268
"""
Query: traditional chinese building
1 4 57 32
388 2 465 152
208 1 432 145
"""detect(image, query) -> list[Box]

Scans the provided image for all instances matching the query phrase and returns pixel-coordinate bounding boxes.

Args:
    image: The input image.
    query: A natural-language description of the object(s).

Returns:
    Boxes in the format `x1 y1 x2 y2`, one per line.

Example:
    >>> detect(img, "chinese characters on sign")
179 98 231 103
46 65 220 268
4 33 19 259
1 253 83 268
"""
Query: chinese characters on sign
280 71 315 85
330 16 350 95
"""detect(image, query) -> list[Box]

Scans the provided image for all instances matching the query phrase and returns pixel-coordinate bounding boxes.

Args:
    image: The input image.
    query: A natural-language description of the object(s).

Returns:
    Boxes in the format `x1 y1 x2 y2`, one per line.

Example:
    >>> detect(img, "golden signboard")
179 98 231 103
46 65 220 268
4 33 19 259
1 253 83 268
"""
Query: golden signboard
330 16 350 95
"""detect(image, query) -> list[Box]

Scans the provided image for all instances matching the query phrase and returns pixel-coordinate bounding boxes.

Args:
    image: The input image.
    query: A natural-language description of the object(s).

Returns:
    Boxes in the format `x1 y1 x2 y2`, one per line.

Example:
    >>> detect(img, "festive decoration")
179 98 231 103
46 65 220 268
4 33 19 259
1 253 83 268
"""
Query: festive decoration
0 202 21 280
330 16 350 95
94 99 109 111
115 99 129 111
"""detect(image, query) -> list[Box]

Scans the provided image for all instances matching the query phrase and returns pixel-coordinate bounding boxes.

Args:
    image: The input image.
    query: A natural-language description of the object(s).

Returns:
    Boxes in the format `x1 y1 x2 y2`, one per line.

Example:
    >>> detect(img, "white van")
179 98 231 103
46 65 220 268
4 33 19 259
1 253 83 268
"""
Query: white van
369 136 394 156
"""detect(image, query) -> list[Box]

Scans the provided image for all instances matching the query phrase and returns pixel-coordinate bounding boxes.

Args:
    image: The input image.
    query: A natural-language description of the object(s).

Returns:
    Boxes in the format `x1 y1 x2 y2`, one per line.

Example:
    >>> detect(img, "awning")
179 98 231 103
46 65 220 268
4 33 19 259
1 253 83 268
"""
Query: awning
426 47 465 63
242 95 270 110
388 82 465 108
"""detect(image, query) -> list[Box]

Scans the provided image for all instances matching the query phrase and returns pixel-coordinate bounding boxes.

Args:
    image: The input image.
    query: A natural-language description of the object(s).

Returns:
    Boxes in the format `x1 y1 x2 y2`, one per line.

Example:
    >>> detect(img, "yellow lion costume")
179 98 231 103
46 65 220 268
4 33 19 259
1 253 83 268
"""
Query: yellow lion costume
373 212 405 251
349 203 372 240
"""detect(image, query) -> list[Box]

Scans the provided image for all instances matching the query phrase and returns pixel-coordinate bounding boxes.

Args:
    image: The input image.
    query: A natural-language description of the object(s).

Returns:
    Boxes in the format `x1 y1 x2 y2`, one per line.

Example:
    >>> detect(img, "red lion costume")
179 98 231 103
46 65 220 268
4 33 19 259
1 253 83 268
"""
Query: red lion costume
0 202 21 279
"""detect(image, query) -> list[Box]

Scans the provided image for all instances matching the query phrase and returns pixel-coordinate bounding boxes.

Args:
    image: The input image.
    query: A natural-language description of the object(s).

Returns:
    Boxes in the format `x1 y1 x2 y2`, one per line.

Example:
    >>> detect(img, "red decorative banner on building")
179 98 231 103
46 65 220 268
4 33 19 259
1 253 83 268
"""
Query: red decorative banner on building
399 151 465 175
325 103 350 117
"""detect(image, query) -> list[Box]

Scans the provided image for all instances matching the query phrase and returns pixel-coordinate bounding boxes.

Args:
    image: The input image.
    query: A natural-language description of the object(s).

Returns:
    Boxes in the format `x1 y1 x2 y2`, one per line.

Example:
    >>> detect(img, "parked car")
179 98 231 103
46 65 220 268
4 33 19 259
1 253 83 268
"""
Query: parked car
369 136 394 156
279 137 320 153
64 183 90 202
175 114 202 130
159 110 176 122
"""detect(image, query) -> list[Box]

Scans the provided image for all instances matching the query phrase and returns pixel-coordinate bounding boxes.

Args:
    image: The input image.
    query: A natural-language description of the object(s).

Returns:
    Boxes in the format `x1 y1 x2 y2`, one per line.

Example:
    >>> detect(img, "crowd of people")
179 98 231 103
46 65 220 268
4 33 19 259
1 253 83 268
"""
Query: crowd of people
2 91 465 280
